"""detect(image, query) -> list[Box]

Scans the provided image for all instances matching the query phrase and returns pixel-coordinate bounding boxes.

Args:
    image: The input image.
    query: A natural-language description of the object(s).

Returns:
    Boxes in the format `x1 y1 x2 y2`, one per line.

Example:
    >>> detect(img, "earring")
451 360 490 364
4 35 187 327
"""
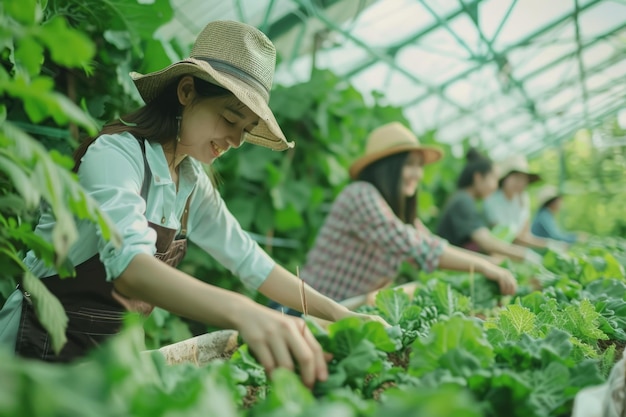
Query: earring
176 115 182 143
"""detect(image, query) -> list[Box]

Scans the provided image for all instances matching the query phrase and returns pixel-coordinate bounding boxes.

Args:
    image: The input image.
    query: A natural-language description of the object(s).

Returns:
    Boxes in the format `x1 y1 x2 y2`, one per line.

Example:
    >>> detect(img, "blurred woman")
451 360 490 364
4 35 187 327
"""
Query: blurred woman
483 156 553 250
295 123 517 307
531 185 584 244
436 149 542 264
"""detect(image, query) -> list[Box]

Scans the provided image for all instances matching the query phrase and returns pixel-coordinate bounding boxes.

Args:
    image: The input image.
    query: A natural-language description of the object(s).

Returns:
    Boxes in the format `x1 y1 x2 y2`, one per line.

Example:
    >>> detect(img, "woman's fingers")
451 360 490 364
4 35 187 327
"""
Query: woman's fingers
499 273 517 295
239 310 328 389
249 343 277 377
284 319 327 388
267 326 295 372
302 322 329 382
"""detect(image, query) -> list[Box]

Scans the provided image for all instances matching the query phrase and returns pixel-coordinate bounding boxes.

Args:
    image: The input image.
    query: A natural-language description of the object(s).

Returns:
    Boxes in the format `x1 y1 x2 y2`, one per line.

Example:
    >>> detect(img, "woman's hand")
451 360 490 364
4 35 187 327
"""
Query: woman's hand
480 264 518 295
233 302 328 389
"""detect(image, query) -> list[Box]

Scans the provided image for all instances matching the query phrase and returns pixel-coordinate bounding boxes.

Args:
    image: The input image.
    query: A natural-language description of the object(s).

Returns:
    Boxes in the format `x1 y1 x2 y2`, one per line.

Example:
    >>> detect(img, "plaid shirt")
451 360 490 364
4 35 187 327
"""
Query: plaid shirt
301 181 447 301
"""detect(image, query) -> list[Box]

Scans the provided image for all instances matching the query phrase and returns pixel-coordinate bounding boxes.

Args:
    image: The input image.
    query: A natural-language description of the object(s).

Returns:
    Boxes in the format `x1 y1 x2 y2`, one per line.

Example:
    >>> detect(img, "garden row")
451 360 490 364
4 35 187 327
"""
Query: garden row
2 237 626 417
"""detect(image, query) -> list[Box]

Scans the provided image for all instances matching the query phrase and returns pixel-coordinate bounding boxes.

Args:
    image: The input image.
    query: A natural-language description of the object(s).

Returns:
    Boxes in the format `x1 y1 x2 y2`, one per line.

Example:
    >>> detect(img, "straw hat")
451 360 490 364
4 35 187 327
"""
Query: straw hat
349 122 443 179
130 20 293 151
497 155 541 183
537 185 561 207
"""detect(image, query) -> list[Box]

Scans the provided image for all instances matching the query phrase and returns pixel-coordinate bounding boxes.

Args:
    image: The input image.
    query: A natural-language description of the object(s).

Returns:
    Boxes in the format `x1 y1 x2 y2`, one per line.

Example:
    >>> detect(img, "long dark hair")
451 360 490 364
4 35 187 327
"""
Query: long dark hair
457 148 493 188
72 76 232 172
357 151 417 224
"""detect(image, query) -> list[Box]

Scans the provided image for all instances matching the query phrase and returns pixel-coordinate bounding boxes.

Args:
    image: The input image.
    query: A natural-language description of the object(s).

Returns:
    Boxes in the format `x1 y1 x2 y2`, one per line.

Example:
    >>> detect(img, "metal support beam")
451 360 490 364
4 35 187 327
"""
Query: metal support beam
423 23 626 130
457 0 546 137
573 0 591 124
542 95 626 149
342 0 485 79
265 0 344 40
490 0 518 46
234 0 246 23
418 0 477 60
260 0 277 33
292 0 474 118
401 0 606 108
492 77 626 144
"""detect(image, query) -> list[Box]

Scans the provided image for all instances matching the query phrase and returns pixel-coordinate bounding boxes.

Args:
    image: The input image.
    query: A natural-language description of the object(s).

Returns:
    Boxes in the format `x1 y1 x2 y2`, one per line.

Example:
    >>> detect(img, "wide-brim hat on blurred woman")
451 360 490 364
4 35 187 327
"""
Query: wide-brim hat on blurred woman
349 122 443 179
130 20 293 151
537 185 561 208
497 155 541 183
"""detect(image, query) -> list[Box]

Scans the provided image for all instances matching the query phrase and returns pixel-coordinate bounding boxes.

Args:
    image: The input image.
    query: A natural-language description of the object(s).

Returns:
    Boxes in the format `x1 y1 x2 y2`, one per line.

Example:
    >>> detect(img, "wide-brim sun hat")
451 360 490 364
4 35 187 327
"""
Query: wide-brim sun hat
130 20 293 151
497 155 541 183
537 184 561 207
349 122 443 179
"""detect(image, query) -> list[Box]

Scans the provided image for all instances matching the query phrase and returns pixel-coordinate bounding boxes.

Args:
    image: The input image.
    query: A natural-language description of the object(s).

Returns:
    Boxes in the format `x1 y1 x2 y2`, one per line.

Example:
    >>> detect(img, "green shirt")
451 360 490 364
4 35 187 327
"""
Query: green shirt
436 190 486 247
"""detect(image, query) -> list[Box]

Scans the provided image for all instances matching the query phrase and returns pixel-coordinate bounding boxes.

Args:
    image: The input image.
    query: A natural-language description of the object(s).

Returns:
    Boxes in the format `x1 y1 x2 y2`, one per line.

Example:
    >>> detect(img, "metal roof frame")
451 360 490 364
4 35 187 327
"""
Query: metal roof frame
160 0 626 158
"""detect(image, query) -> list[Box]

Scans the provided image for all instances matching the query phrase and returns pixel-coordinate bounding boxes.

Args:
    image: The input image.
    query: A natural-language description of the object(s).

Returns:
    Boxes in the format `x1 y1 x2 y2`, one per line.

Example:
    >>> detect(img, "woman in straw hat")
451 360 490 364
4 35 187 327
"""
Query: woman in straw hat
437 149 543 264
531 185 584 243
484 155 566 253
289 122 517 308
0 20 381 388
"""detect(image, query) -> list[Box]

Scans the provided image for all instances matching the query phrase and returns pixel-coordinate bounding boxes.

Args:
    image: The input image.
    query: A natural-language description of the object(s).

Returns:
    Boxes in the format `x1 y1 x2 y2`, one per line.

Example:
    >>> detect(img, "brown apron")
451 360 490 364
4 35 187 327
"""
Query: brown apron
15 139 191 362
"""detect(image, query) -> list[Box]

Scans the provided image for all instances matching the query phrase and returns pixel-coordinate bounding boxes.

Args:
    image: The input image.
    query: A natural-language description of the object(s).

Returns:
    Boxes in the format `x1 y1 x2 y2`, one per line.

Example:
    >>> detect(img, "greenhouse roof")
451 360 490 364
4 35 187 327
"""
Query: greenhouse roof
158 0 626 159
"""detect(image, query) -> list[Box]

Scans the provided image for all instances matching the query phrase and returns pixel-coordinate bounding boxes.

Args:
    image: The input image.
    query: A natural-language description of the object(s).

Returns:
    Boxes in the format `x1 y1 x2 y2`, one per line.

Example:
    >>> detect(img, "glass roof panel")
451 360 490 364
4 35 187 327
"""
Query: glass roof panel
396 44 473 85
349 0 435 47
381 70 429 106
160 0 626 156
509 37 577 80
585 63 624 92
523 59 578 96
437 118 482 144
492 0 574 49
582 42 617 68
495 113 534 137
579 1 626 38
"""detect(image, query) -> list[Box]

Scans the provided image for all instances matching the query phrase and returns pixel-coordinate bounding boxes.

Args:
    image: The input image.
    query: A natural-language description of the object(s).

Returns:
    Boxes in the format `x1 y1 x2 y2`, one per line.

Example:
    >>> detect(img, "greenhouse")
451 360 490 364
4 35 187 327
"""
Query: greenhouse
1 0 626 416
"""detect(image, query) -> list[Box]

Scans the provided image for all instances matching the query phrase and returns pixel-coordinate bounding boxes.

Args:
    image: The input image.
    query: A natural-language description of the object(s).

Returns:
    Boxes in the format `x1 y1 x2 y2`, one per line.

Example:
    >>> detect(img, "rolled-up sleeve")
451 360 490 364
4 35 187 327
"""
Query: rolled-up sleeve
348 183 447 273
78 135 157 280
187 172 275 290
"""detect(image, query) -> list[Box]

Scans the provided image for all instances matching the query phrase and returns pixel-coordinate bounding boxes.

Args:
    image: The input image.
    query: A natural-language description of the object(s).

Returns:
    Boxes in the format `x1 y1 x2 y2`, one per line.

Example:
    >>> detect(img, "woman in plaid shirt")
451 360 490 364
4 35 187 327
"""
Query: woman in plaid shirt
299 122 517 304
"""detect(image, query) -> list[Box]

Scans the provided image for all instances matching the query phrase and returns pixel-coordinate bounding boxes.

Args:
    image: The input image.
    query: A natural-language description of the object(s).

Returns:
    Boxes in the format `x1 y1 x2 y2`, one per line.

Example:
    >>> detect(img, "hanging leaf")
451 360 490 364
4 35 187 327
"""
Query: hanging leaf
21 270 68 354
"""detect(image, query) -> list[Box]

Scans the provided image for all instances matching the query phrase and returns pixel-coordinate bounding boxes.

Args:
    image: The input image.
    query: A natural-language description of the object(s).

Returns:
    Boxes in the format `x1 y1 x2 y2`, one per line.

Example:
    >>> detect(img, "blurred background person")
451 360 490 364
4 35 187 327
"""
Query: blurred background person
531 185 587 244
437 149 542 265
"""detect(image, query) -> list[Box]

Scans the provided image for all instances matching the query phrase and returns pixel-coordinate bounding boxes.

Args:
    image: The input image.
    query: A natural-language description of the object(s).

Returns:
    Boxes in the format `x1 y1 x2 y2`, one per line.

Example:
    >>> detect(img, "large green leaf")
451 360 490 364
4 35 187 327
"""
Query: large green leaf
410 315 494 377
21 270 68 354
38 16 95 67
103 0 173 54
374 288 411 325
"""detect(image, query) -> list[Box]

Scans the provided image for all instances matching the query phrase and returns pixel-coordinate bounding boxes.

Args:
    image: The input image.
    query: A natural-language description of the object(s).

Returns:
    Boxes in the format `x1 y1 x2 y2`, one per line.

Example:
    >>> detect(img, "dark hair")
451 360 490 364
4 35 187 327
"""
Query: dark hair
357 152 417 224
542 196 561 209
73 77 232 172
457 148 493 188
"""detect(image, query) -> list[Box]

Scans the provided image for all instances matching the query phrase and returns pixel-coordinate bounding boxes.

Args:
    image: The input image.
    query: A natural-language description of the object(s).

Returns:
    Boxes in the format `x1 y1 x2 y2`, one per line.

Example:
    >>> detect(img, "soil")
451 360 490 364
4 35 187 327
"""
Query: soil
387 348 411 369
371 381 397 401
598 339 626 363
242 385 264 409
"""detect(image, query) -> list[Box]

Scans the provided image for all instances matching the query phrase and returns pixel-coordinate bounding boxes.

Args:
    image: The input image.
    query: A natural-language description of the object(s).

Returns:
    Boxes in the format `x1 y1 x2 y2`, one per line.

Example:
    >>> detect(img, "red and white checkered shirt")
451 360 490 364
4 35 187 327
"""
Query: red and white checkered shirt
301 181 447 301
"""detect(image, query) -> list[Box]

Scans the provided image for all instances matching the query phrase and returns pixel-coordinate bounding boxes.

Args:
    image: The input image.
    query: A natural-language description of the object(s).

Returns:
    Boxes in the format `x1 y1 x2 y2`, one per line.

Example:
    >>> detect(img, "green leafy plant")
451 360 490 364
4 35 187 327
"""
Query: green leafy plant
1 0 122 352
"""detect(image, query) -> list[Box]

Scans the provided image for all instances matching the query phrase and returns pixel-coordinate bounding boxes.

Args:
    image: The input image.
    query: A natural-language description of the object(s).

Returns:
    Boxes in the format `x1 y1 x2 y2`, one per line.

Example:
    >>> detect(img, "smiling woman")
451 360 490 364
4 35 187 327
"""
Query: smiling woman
0 19 385 389
277 122 519 313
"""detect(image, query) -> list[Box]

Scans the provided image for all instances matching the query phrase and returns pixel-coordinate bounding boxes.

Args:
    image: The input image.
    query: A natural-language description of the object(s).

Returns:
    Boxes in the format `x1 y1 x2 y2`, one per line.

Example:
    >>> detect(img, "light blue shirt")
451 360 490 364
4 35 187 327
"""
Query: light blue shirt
531 207 577 244
24 132 274 289
483 189 530 241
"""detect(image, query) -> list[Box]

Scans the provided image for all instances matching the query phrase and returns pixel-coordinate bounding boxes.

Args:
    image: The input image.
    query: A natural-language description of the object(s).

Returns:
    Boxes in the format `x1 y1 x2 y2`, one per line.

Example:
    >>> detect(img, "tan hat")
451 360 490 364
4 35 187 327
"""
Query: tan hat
537 185 561 207
497 155 541 183
349 122 443 179
130 20 293 151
